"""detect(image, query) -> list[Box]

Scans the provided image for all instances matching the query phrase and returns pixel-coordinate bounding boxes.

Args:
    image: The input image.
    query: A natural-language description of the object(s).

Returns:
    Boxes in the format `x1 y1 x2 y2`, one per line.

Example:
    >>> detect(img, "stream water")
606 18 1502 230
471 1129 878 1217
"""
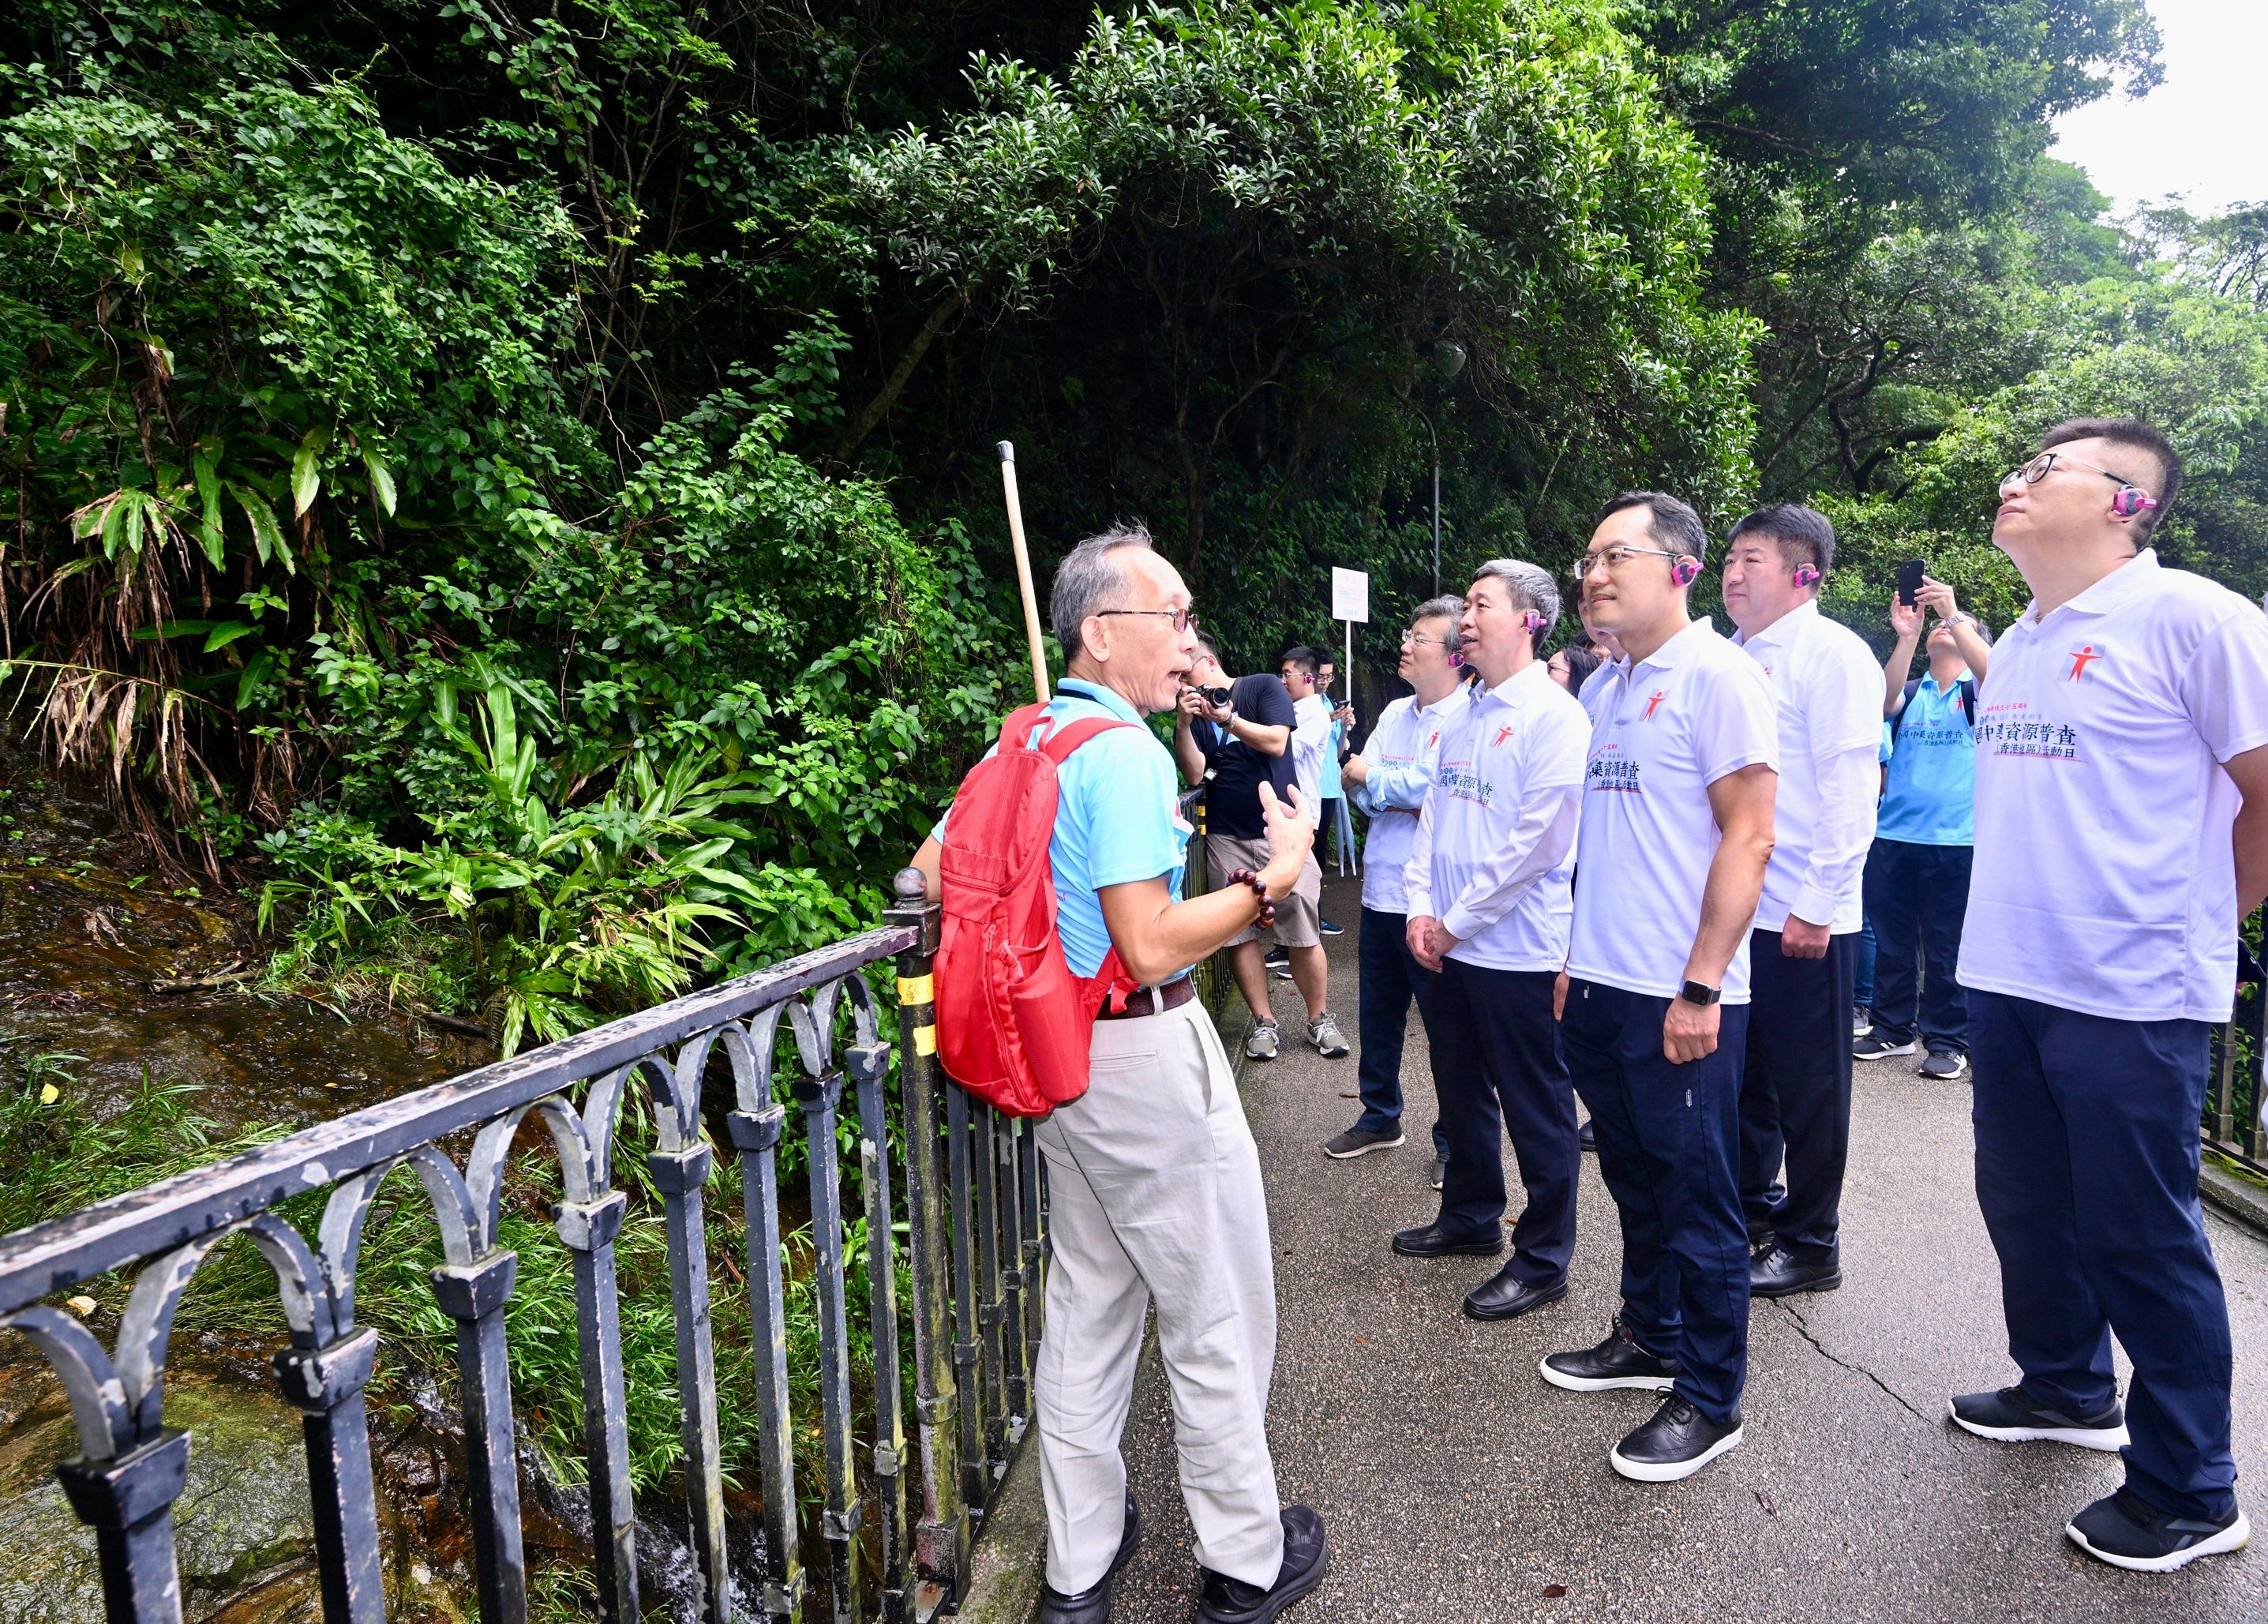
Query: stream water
0 744 494 1619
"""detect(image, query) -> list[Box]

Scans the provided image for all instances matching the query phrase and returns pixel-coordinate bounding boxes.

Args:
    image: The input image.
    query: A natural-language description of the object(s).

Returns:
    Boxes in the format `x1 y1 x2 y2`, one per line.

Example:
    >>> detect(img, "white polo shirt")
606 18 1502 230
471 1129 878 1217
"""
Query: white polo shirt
1733 600 1883 934
1349 688 1464 915
1566 618 1780 1003
1403 662 1590 971
1288 693 1331 827
1959 549 2268 1023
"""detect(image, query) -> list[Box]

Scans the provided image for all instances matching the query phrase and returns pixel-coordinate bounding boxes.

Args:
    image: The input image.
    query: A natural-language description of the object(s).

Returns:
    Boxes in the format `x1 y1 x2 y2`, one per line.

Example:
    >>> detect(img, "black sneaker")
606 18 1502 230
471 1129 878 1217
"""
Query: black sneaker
1610 1395 1744 1483
1577 1116 1596 1153
1851 1004 1872 1039
1037 1491 1140 1622
1318 917 1344 937
1429 1153 1446 1191
2066 1488 2251 1573
1853 1030 1917 1060
1749 1242 1842 1298
1541 1316 1680 1393
1947 1386 2129 1450
1323 1123 1404 1159
1917 1048 1970 1081
1264 945 1289 967
1195 1504 1327 1622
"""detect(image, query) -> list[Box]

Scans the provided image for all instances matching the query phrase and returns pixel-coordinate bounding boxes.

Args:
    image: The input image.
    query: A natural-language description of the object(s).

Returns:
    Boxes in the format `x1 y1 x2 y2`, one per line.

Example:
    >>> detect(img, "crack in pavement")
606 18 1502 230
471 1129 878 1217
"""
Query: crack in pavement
1774 1298 1954 1446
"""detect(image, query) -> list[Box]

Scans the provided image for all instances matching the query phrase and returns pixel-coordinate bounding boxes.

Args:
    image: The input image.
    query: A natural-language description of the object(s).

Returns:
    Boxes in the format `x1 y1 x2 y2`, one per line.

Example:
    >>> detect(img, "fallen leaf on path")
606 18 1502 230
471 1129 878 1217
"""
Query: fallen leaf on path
1543 1585 1567 1598
1754 1489 1776 1516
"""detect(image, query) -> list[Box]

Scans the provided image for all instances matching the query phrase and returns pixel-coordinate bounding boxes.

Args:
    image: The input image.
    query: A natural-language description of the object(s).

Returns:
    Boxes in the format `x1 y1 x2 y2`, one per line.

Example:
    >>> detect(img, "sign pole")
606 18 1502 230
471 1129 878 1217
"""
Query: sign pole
996 442 1052 704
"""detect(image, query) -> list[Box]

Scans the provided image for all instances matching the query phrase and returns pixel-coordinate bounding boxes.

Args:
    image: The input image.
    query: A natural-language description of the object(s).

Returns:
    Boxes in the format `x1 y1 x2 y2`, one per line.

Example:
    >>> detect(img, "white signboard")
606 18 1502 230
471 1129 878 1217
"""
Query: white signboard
1330 567 1370 624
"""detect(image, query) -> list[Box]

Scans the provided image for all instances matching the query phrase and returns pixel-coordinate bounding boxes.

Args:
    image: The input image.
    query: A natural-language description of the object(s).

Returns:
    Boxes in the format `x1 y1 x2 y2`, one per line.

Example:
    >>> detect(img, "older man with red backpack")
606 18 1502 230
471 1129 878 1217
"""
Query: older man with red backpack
911 523 1326 1624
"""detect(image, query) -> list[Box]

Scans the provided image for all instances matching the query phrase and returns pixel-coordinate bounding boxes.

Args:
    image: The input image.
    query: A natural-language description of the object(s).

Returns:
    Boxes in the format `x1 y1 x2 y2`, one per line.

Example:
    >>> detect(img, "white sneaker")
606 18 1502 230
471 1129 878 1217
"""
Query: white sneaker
1246 1020 1281 1061
1307 1013 1349 1058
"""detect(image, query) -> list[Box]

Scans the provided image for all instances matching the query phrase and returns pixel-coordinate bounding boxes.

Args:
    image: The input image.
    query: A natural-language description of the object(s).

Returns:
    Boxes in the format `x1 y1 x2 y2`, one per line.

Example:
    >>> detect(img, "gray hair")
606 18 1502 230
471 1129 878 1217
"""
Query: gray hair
1049 523 1156 650
1472 559 1561 651
1411 594 1467 656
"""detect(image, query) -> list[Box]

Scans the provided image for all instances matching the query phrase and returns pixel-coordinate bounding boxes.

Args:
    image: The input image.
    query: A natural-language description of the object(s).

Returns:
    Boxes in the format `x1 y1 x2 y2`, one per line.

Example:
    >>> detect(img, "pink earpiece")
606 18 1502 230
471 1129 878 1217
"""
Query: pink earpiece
2112 486 2158 517
1793 564 1821 588
1522 610 1547 633
1671 554 1703 588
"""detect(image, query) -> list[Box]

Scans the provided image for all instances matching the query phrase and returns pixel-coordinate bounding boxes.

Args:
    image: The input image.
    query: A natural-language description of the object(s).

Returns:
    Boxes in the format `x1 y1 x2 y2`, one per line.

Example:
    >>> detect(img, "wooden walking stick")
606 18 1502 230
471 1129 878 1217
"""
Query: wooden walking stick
997 441 1052 704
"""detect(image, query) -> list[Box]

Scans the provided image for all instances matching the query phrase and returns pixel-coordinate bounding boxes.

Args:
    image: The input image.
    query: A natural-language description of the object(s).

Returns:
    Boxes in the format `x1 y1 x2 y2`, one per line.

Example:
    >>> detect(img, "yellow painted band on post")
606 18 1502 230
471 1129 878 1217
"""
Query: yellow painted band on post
898 973 934 1005
913 1024 937 1056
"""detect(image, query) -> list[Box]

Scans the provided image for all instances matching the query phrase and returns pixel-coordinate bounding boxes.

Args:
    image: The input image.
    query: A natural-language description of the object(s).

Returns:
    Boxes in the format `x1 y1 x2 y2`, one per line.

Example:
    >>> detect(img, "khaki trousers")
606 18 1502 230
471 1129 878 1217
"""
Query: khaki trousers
1034 996 1285 1592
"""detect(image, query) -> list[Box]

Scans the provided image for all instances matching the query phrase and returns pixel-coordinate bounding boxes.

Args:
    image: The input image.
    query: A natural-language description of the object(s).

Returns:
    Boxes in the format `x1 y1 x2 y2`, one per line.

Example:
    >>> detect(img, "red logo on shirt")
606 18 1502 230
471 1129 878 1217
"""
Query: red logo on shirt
1643 690 1667 721
1492 724 1515 748
2066 645 2103 681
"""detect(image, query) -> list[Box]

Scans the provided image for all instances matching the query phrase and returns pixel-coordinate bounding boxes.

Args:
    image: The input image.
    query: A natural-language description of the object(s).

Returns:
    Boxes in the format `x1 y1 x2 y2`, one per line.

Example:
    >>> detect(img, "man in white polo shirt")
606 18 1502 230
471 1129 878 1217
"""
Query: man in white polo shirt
1395 563 1591 1323
1540 490 1779 1483
1951 417 2268 1573
1324 597 1469 1168
1719 504 1882 1300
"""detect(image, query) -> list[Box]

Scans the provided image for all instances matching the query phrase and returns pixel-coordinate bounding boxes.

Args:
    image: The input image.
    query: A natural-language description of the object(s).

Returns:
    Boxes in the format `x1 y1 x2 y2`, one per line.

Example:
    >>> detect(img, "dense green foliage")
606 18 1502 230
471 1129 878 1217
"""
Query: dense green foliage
3 0 2265 1028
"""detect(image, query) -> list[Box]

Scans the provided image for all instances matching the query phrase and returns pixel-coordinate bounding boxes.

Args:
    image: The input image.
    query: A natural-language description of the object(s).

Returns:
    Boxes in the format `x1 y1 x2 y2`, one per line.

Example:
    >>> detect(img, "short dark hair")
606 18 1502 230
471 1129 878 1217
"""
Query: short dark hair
1192 627 1220 658
1279 646 1319 679
1727 502 1835 576
1596 489 1707 563
2037 417 2182 543
1554 643 1604 693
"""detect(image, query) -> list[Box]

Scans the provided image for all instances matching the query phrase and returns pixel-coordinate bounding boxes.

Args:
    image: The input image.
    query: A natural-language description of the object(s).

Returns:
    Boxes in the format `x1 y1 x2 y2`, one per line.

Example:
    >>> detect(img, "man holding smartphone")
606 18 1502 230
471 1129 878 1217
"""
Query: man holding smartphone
1858 571 1994 1078
1953 417 2268 1573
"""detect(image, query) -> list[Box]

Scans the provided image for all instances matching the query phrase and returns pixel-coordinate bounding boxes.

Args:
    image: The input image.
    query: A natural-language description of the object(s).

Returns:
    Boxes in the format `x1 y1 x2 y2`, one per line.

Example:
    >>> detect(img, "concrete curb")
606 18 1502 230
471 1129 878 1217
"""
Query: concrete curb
950 1435 1050 1624
2202 1158 2268 1239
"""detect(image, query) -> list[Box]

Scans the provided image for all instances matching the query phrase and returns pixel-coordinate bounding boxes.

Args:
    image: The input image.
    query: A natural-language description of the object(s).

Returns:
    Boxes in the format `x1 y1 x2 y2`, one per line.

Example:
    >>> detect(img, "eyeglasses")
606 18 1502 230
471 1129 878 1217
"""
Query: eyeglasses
1403 632 1452 649
2003 450 2146 495
1571 544 1683 580
1093 607 1199 633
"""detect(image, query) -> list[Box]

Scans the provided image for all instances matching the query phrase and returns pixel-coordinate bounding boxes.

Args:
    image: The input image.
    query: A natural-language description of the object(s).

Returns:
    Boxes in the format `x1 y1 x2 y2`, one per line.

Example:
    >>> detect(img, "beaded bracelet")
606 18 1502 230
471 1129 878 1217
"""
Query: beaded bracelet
1225 867 1276 930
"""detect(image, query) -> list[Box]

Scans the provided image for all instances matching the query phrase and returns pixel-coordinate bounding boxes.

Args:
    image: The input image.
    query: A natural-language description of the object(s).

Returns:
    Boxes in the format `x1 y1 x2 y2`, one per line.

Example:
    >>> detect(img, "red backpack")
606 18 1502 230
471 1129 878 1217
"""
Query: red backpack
935 701 1142 1117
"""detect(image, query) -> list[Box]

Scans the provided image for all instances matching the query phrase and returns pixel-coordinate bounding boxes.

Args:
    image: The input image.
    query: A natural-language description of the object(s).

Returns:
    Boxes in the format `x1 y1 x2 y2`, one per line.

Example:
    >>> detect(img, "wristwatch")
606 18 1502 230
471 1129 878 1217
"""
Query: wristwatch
1677 980 1722 1007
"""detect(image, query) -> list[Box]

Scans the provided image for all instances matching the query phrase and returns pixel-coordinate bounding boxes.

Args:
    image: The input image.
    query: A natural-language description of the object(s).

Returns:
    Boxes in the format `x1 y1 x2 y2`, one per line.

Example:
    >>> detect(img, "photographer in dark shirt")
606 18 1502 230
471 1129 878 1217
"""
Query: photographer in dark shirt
1176 632 1347 1060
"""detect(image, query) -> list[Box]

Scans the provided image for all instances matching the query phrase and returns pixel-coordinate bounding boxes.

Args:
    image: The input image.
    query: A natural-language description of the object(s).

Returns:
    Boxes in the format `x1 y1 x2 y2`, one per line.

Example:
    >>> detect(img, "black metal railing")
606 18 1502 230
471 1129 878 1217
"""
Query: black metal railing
0 872 1040 1624
2205 904 2268 1178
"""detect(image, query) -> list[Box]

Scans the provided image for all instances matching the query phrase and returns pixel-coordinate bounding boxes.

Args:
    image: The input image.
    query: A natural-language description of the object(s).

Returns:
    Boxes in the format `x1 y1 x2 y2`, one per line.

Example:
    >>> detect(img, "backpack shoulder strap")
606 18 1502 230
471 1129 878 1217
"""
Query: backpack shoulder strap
1891 678 1921 738
995 701 1053 753
1037 715 1134 765
1959 678 1978 727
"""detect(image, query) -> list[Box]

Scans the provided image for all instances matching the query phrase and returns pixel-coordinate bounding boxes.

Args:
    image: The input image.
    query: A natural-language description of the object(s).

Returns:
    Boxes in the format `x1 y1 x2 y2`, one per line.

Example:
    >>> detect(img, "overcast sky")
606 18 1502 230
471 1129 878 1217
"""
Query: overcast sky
2050 0 2268 218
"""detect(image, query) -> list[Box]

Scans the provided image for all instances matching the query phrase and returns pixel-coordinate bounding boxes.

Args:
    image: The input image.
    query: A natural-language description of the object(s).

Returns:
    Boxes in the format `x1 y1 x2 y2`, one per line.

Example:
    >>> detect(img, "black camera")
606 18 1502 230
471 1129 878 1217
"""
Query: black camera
1199 684 1232 707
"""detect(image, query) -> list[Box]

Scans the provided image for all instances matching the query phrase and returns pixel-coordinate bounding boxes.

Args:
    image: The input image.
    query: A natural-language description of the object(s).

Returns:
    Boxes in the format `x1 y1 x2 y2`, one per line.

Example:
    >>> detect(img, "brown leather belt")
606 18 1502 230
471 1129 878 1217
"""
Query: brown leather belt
1096 976 1197 1021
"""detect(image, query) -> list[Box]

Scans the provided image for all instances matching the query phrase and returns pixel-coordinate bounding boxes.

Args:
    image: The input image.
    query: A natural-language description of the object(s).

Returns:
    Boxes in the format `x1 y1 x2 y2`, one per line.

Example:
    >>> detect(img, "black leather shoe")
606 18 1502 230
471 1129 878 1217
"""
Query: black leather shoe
1749 1243 1842 1298
1391 1221 1505 1258
1577 1116 1596 1153
1038 1491 1141 1622
1195 1505 1327 1622
1462 1266 1569 1322
1610 1394 1745 1482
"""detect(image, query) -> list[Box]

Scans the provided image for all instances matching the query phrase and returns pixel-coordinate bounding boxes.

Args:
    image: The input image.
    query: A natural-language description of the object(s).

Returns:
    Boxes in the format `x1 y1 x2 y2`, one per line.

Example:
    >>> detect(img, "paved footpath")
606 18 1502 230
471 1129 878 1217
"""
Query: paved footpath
1102 880 2268 1622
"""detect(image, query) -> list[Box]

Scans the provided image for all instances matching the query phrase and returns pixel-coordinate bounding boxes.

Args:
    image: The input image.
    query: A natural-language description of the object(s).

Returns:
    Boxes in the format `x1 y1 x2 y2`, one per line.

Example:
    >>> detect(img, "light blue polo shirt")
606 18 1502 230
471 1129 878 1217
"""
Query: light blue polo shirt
1319 716 1344 799
1875 673 1975 846
932 679 1191 977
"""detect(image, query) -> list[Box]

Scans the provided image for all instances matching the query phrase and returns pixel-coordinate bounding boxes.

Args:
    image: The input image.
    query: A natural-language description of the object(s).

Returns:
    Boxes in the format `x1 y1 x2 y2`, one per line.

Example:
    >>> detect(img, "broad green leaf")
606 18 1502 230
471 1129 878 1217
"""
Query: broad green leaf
202 622 258 653
193 448 223 568
362 446 397 516
291 426 329 517
232 485 293 574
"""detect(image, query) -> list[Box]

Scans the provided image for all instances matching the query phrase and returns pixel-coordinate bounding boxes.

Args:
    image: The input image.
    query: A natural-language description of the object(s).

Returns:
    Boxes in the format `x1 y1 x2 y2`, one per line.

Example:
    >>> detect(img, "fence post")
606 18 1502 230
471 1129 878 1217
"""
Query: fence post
888 868 969 1612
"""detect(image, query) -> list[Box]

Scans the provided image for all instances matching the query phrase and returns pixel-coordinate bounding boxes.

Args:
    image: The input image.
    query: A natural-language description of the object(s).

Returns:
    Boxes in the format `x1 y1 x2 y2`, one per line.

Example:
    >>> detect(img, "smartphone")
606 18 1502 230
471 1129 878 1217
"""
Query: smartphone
1897 559 1925 606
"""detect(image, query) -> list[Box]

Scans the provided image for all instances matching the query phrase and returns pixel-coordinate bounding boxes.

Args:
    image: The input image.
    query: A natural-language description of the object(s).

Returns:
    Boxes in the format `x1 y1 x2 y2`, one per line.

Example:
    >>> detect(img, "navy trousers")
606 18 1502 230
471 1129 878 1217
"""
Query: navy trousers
1970 991 2236 1521
1862 838 1972 1053
1428 958 1579 1288
1354 907 1448 1153
1563 980 1752 1425
1739 928 1858 1260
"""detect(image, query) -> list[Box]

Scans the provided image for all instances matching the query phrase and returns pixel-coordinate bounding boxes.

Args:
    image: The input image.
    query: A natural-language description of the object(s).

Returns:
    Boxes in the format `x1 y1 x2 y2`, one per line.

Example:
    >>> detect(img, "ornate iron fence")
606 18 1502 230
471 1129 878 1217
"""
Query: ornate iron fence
2205 903 2268 1178
0 872 1043 1624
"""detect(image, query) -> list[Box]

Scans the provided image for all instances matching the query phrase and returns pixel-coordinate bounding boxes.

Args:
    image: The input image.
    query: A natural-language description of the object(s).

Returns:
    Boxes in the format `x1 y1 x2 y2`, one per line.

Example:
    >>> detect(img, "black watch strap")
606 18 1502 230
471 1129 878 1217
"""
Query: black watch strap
1678 980 1722 1007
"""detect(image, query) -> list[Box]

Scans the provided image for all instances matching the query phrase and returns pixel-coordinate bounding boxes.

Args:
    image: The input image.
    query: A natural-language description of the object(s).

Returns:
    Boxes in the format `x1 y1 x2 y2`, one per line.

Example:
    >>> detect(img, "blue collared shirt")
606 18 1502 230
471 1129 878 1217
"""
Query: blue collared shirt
932 680 1191 977
1876 673 1975 846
